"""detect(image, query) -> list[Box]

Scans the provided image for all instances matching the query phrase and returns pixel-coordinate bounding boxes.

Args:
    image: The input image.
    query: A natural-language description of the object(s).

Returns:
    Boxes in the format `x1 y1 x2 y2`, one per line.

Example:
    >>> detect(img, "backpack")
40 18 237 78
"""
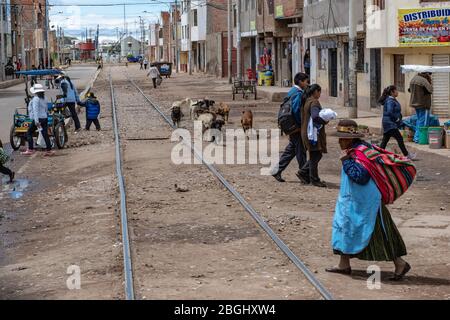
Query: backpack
278 93 300 135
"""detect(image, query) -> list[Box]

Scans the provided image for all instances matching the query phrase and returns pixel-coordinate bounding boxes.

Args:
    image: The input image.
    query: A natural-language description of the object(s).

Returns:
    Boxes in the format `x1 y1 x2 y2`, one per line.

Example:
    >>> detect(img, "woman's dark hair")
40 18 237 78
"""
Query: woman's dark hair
294 72 309 86
378 85 397 105
301 84 321 107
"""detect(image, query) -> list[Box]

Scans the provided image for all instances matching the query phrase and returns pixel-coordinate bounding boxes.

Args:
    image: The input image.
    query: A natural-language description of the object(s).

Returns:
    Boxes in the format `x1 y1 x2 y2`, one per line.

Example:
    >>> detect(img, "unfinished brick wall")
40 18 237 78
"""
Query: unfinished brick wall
207 0 228 34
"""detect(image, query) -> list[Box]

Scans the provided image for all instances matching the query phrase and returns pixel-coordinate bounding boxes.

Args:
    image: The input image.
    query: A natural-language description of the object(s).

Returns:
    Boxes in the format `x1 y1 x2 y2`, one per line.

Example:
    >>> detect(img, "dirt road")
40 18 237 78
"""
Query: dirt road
1 65 449 299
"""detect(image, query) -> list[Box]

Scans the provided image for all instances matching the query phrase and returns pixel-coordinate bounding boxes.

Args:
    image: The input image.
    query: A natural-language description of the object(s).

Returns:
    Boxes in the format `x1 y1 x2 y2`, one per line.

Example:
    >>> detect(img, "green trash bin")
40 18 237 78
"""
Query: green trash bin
418 127 429 145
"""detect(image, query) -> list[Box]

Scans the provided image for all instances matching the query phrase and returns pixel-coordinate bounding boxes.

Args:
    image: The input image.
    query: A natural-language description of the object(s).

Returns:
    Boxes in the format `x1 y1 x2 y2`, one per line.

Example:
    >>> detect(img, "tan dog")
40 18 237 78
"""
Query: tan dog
241 110 253 134
216 102 231 123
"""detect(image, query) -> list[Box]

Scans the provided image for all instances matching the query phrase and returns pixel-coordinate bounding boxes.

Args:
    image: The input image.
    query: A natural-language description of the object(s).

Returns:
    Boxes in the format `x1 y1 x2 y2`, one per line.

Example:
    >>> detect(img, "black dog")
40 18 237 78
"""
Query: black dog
171 106 182 128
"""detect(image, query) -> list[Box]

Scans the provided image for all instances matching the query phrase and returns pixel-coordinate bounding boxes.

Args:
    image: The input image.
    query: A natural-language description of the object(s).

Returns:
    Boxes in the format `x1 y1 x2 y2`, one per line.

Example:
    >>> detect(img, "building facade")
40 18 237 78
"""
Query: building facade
366 0 450 117
303 0 369 110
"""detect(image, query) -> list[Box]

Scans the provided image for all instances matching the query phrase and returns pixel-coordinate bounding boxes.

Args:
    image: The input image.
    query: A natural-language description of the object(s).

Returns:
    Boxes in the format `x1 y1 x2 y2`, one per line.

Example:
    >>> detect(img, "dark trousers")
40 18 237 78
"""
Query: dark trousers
144 64 148 70
27 118 52 151
152 78 157 89
67 102 81 130
300 151 323 182
277 132 307 173
0 164 12 177
86 118 101 131
380 129 409 156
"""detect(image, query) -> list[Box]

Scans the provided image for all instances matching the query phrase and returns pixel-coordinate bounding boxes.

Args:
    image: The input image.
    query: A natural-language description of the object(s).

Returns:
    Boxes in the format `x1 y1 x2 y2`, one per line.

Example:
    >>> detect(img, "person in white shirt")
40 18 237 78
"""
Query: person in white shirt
147 65 160 89
22 84 54 156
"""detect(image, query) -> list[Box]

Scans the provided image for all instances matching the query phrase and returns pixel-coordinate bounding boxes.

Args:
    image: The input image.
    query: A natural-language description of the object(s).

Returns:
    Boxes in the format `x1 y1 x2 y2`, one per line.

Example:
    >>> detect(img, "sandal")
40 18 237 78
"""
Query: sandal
389 262 411 281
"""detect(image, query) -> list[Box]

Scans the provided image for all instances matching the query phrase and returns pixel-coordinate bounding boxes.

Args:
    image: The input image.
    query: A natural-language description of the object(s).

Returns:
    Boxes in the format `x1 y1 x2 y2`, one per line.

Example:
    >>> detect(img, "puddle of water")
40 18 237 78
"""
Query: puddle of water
0 178 31 200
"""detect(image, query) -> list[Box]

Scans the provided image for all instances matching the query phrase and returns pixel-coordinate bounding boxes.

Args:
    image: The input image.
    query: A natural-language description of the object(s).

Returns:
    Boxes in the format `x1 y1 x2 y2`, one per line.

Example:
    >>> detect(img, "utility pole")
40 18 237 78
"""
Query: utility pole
348 0 358 119
227 0 232 83
0 0 5 81
20 6 25 69
236 0 241 80
175 0 179 72
188 0 192 75
45 0 51 68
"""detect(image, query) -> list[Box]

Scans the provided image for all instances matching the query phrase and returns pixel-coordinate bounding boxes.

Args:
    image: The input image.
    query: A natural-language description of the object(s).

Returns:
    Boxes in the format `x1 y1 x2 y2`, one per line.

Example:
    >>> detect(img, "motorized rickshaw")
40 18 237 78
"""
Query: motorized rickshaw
9 69 68 151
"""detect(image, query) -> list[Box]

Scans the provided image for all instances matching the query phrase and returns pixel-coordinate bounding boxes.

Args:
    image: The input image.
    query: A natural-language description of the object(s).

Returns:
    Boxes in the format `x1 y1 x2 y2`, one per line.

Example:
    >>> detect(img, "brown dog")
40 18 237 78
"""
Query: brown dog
216 102 231 123
241 110 253 134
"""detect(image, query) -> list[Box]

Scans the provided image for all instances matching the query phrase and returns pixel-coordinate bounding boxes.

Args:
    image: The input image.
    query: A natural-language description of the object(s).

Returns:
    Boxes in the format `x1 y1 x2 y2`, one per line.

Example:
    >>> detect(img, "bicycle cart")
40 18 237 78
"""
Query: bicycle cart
10 69 68 151
152 62 172 78
232 78 257 100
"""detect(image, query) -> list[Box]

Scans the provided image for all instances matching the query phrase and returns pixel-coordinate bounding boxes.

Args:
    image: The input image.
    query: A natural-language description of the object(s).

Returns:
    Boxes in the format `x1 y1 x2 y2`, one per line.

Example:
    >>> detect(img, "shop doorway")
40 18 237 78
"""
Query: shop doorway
370 49 382 109
329 48 338 97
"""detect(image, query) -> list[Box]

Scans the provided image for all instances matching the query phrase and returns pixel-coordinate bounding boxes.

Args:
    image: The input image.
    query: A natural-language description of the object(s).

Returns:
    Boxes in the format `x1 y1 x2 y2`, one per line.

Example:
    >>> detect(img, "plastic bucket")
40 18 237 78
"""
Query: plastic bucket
445 130 450 149
428 127 443 149
418 127 429 145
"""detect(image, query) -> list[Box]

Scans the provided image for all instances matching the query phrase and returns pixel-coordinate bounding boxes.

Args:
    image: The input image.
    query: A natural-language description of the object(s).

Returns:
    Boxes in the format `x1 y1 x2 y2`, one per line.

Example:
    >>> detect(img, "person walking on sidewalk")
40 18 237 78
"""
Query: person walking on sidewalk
78 92 101 131
379 85 415 160
0 139 15 183
139 57 144 70
299 84 328 188
409 72 433 143
21 84 54 157
59 74 82 132
147 64 160 89
272 72 309 183
144 58 149 70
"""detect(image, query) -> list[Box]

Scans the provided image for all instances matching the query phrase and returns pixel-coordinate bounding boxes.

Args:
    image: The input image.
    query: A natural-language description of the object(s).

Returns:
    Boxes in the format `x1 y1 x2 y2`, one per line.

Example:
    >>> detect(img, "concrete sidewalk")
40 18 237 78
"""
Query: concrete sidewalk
0 78 23 89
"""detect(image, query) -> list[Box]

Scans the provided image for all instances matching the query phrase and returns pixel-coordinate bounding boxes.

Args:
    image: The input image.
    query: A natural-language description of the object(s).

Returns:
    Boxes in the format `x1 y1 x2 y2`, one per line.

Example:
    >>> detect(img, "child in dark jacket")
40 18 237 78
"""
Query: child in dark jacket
379 85 415 160
78 92 101 131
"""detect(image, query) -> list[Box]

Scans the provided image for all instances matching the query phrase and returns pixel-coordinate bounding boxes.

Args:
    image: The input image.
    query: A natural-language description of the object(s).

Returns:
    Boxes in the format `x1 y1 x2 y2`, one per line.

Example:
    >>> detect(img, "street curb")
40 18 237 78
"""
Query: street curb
0 79 23 89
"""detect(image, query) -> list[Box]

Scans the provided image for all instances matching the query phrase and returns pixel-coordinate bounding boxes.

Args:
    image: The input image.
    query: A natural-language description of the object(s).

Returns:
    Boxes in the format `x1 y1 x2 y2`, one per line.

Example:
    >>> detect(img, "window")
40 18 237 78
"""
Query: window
193 9 197 27
233 6 237 27
372 0 385 10
394 55 405 92
159 28 163 39
267 0 274 15
257 0 263 15
356 40 365 72
252 0 256 10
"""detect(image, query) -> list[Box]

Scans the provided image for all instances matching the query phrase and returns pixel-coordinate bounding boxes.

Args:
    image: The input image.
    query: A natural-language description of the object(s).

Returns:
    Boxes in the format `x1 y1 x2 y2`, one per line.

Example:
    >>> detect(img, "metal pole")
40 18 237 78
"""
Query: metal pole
227 0 232 83
21 6 25 69
45 0 51 68
175 0 179 72
236 0 241 80
348 0 358 119
0 0 5 81
188 0 192 75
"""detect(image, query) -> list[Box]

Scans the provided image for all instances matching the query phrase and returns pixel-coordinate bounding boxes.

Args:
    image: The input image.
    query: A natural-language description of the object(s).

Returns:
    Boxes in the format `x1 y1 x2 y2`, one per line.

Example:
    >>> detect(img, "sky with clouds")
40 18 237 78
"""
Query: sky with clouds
49 0 170 42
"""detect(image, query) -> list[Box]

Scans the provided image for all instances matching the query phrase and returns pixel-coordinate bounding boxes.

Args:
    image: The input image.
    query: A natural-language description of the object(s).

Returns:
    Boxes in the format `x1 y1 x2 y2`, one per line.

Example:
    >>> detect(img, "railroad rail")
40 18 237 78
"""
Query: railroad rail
116 72 334 300
109 74 135 300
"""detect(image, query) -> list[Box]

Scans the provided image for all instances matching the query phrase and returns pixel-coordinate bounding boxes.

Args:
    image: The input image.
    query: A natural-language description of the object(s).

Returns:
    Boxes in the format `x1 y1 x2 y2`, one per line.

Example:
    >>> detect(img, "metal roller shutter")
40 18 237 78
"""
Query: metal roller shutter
432 54 450 117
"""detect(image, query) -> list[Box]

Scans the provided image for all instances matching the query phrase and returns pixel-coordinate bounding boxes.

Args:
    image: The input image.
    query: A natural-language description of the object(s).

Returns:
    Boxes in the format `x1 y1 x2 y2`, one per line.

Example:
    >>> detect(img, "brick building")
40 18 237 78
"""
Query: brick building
10 0 47 69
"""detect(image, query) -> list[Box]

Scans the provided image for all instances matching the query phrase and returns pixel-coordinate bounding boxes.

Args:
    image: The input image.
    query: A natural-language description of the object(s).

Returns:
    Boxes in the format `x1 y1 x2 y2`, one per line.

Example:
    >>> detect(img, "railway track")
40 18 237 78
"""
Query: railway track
108 70 334 301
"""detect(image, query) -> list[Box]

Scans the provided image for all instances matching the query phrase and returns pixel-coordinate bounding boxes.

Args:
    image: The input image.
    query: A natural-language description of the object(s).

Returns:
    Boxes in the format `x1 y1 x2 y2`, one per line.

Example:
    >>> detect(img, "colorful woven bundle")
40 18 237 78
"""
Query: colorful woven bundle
352 144 416 205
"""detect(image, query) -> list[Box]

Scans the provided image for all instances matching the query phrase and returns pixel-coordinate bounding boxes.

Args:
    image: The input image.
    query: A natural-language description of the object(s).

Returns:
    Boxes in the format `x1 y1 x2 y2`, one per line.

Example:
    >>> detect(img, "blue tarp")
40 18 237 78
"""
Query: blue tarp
15 69 63 76
402 114 440 132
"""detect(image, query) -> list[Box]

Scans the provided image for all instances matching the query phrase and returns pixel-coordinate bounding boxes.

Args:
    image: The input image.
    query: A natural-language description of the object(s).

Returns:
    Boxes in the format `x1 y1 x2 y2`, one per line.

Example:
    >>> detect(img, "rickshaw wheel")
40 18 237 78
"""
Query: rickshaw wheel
54 123 66 149
10 125 22 151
